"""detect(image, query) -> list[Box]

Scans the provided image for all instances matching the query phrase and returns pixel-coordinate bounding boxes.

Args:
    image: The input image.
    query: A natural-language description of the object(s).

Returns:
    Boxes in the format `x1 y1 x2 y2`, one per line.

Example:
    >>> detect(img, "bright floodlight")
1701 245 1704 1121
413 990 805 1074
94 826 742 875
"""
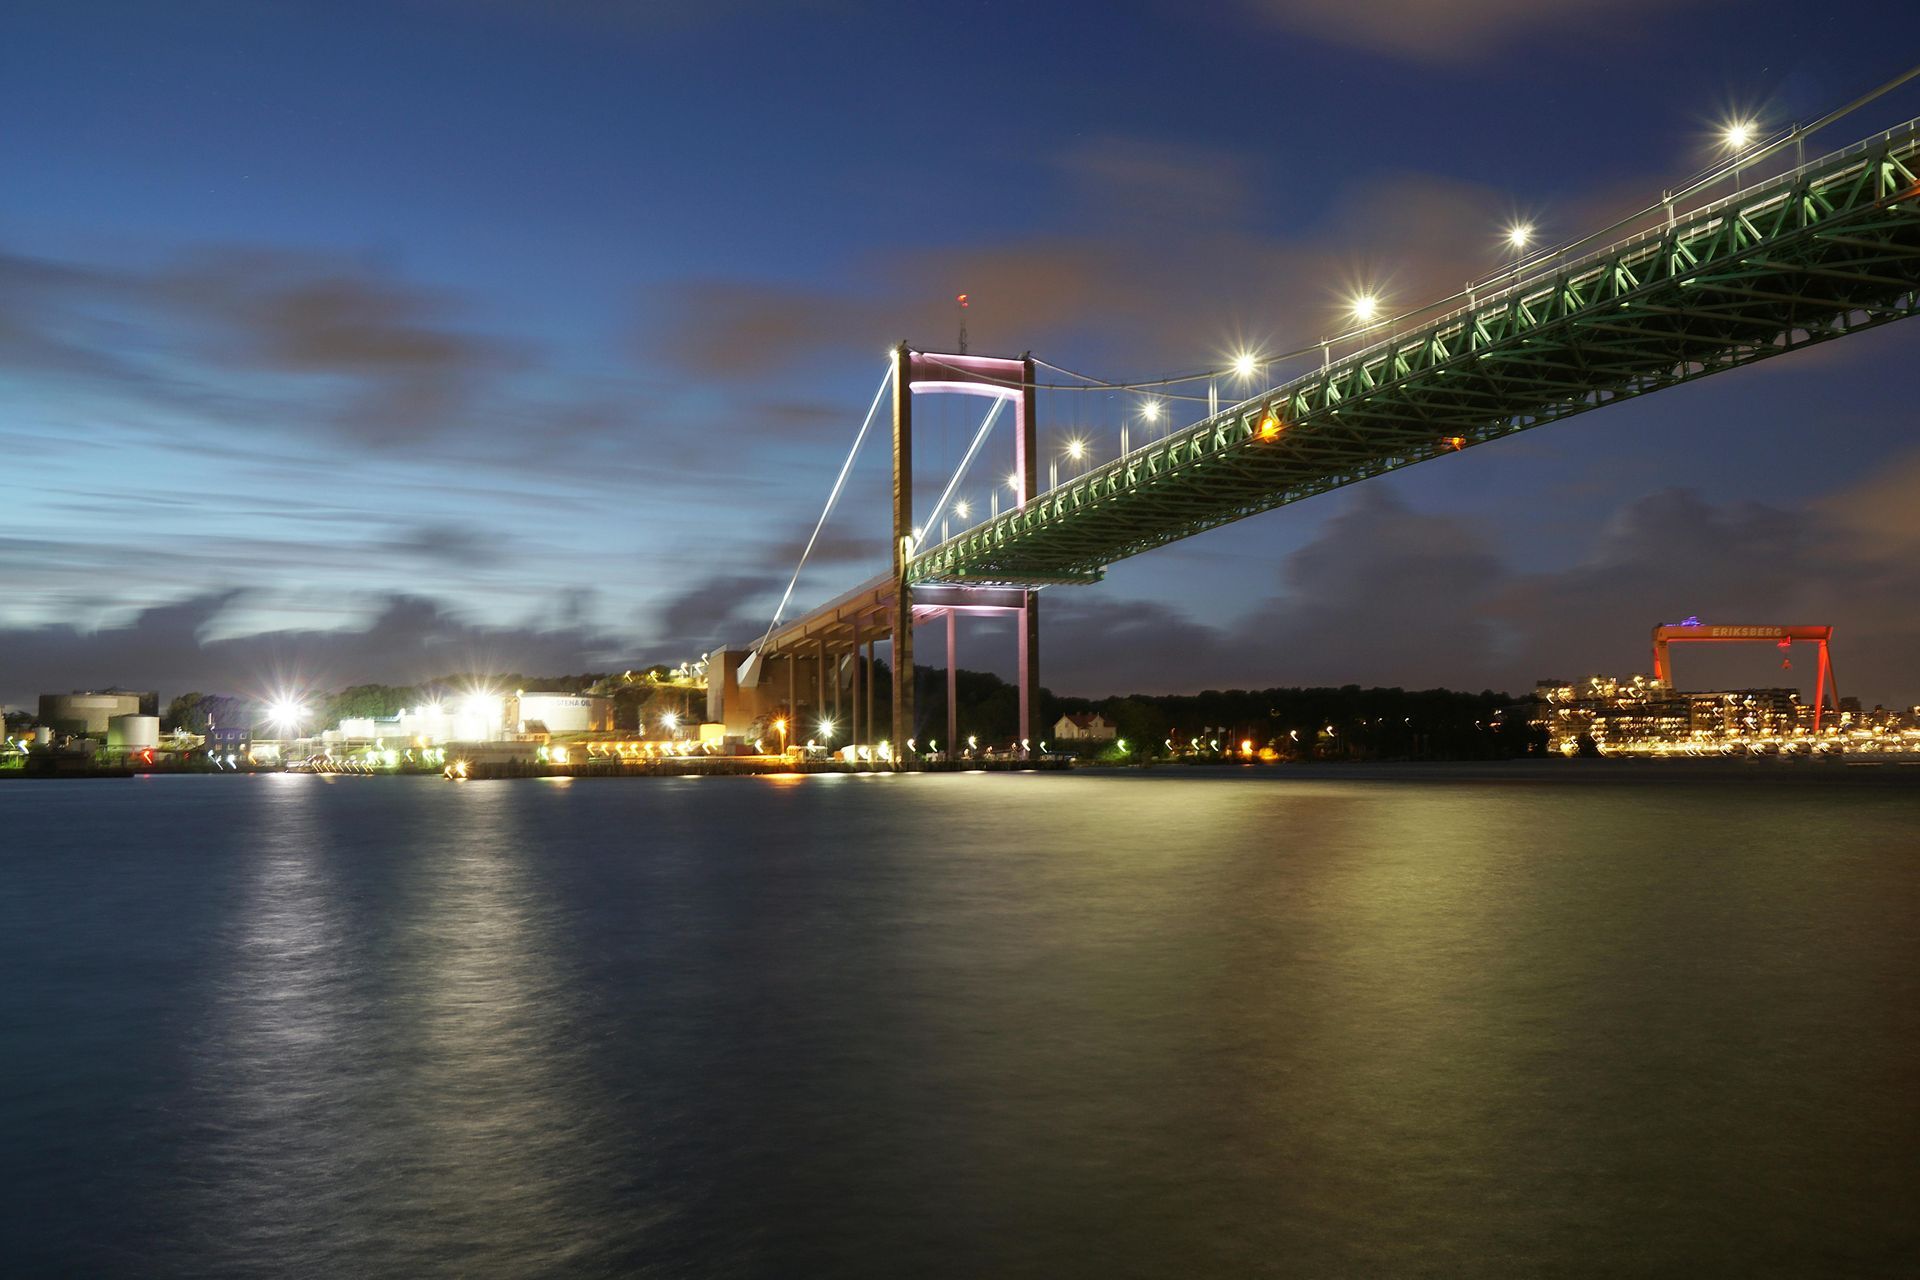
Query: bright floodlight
1231 352 1257 379
1006 472 1021 491
1351 294 1380 324
1141 398 1162 421
1065 438 1087 460
953 499 971 519
1507 223 1533 250
819 717 836 739
1724 120 1755 151
661 711 680 732
267 698 305 729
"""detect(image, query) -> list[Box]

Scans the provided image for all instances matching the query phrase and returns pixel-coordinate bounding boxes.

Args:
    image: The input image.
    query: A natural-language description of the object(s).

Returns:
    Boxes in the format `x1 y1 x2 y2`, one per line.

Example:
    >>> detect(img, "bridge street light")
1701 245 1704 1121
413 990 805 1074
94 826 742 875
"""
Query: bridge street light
1140 397 1163 444
1724 118 1758 190
1505 223 1534 283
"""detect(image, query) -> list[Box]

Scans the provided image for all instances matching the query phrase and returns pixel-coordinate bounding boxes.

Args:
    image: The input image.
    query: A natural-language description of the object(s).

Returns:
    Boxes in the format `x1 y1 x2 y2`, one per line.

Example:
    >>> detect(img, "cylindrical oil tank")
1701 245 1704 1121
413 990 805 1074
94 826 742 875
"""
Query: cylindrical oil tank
108 714 162 749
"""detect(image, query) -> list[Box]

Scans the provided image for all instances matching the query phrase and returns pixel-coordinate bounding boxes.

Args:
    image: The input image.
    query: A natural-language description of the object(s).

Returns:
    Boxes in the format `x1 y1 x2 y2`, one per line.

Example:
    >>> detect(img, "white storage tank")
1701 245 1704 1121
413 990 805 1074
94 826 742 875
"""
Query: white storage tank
107 714 161 750
510 692 610 734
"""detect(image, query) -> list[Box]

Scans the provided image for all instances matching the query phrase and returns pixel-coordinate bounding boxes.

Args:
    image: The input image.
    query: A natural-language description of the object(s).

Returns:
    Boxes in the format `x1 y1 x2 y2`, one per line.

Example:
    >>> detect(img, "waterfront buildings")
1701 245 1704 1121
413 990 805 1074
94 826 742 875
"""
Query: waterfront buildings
1052 712 1118 742
1529 675 1917 755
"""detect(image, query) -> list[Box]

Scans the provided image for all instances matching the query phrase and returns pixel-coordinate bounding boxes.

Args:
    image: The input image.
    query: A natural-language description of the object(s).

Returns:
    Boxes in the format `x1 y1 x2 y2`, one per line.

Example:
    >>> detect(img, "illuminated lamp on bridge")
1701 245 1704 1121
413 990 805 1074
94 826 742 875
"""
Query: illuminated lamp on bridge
1258 412 1282 439
1442 436 1467 450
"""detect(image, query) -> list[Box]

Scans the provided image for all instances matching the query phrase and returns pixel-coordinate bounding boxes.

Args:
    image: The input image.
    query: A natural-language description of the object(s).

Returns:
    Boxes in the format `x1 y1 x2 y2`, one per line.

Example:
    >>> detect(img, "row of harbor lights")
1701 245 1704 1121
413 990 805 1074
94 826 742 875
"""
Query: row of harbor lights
935 119 1765 534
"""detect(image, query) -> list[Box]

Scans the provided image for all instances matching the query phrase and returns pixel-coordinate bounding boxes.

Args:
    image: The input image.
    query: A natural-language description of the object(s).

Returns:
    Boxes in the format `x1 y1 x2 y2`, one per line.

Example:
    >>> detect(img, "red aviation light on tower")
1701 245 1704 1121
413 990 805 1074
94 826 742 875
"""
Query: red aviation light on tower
956 294 968 307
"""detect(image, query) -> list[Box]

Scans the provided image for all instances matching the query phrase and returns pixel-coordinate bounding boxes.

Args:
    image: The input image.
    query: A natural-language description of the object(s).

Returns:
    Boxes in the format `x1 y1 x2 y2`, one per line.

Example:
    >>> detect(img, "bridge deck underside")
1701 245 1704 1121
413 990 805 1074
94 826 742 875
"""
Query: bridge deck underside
760 580 1028 658
908 124 1920 586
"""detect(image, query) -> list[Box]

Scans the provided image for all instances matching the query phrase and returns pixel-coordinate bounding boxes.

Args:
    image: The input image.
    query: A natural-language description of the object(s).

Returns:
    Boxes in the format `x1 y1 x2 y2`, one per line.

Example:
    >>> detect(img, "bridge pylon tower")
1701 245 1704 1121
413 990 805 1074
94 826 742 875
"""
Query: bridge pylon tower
890 345 1041 756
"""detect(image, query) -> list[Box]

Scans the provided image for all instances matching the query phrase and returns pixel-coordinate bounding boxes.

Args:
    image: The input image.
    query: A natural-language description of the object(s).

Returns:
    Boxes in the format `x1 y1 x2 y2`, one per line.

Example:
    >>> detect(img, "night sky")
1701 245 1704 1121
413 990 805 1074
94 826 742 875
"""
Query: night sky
7 0 1920 709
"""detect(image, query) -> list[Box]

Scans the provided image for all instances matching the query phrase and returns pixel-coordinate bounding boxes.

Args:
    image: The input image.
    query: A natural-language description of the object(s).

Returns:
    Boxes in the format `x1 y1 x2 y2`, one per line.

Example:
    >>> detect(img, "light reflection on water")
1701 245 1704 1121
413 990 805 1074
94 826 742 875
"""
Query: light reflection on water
2 768 1916 1276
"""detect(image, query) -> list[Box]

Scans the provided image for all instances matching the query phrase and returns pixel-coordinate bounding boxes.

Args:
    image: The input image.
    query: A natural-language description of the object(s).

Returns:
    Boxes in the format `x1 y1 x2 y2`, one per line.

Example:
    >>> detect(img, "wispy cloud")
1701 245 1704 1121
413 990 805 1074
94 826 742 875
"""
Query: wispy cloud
1229 0 1718 63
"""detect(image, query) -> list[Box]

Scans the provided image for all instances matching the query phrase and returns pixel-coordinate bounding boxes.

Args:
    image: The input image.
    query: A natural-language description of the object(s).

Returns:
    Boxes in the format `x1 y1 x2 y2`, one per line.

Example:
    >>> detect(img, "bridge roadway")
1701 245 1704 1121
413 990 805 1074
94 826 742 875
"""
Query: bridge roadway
911 117 1920 585
753 116 1920 753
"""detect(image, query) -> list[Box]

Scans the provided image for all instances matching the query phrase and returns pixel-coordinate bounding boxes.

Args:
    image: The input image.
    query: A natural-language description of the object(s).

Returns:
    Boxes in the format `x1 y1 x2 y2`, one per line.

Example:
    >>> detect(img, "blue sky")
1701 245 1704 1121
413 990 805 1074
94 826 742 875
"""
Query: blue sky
7 0 1920 706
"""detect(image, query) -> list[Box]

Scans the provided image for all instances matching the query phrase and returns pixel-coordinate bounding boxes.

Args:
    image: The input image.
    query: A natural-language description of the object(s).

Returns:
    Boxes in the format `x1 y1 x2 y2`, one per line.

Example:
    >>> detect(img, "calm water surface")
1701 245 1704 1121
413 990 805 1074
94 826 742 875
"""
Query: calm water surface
2 768 1916 1277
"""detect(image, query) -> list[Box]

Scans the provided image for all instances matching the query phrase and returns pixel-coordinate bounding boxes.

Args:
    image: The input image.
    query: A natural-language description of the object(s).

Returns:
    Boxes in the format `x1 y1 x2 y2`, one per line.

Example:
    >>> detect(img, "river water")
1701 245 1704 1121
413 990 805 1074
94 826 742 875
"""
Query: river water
2 767 1916 1276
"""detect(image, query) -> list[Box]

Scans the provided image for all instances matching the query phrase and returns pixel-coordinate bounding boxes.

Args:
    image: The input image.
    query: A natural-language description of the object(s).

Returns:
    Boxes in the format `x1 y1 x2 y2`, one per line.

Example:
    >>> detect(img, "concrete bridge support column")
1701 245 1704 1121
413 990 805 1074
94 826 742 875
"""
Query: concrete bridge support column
1017 355 1040 757
890 342 915 763
946 609 958 754
850 615 862 751
815 638 826 720
1020 591 1039 755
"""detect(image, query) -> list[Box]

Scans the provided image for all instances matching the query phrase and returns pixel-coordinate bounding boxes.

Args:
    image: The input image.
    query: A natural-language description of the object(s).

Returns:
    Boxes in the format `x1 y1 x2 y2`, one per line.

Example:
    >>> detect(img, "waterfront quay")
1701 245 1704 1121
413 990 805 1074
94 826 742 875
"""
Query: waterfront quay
443 755 1070 780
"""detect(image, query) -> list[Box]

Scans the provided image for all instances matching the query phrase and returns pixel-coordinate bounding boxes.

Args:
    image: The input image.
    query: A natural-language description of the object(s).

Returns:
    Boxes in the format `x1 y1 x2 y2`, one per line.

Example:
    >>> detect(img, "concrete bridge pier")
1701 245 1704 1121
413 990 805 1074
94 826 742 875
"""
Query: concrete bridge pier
1020 590 1039 755
890 342 914 759
867 637 879 748
850 614 863 753
945 609 957 753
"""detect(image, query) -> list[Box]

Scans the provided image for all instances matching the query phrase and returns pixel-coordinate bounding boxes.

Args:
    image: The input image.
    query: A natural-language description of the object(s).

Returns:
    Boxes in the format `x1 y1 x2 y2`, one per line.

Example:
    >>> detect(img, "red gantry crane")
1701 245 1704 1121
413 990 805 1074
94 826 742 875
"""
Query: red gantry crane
1650 620 1839 733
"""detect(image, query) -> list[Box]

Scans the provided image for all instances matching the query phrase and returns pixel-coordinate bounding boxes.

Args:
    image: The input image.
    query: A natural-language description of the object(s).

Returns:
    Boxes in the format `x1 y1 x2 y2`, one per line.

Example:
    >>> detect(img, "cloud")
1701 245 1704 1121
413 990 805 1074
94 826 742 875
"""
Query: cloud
0 592 635 708
648 280 893 379
1820 446 1920 550
1055 137 1256 224
1231 0 1717 62
768 531 883 571
384 522 505 568
1035 479 1920 706
10 472 1917 711
0 243 536 449
655 572 784 652
637 153 1529 394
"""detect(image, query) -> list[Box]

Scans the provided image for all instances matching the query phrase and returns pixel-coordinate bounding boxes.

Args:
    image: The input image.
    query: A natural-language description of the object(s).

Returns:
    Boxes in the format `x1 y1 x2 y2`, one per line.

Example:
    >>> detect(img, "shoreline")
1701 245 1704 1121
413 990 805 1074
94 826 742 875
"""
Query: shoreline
8 755 1920 784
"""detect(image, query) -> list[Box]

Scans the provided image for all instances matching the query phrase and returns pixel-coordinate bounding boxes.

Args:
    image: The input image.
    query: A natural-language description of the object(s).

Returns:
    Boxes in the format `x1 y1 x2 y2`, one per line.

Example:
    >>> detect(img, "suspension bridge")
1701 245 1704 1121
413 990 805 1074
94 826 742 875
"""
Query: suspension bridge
730 94 1920 763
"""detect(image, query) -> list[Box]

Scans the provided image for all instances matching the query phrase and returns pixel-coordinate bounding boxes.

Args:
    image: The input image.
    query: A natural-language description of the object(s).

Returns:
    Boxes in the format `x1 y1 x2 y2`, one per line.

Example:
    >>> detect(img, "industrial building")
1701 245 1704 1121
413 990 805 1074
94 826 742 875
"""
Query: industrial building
508 692 612 735
321 692 612 748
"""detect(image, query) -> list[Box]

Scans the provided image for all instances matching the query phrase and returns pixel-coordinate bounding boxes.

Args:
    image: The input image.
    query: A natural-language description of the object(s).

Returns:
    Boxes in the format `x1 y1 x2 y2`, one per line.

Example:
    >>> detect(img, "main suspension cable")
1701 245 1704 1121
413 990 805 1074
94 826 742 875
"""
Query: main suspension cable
756 365 893 652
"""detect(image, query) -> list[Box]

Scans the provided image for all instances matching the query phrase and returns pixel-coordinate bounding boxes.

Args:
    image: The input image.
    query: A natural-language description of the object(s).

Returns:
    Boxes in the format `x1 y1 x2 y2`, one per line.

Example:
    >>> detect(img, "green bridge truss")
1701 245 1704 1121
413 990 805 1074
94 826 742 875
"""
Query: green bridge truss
906 119 1920 587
